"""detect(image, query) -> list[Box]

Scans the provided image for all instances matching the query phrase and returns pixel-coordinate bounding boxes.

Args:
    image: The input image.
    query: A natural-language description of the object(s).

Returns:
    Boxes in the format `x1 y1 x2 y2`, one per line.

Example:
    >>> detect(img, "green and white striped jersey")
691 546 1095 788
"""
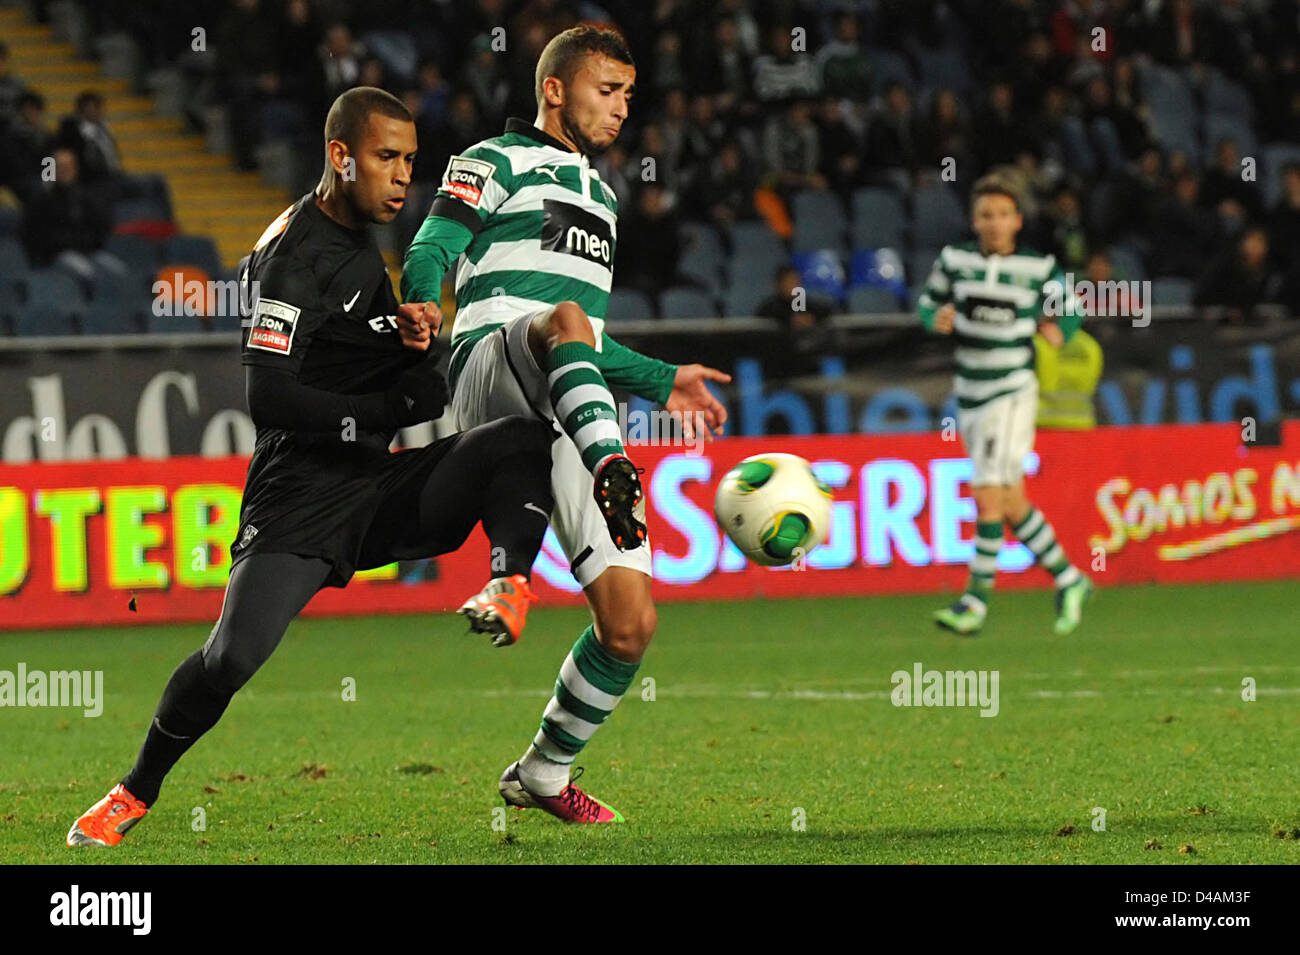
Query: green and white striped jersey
428 118 619 351
917 241 1072 410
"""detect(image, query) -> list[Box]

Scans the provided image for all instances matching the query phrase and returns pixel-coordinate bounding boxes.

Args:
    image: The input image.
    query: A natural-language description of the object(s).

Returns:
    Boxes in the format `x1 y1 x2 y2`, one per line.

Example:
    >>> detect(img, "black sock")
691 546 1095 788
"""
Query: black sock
121 650 233 806
481 449 554 579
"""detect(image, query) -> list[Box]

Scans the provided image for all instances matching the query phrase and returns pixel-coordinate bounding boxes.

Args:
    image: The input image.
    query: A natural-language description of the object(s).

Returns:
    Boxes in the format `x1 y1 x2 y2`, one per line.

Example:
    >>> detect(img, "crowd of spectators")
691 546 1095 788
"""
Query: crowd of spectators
5 0 1300 324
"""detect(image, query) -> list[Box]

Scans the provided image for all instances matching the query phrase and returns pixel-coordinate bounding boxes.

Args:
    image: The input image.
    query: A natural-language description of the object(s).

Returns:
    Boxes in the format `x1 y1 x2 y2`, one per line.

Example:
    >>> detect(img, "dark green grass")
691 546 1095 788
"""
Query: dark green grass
3 580 1298 864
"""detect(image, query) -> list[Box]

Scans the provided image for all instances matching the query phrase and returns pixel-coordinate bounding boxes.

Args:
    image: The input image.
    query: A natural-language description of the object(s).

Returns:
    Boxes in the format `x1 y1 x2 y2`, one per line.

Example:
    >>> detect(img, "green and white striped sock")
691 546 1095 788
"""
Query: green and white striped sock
546 341 625 475
517 626 640 796
1012 507 1082 588
962 520 1001 613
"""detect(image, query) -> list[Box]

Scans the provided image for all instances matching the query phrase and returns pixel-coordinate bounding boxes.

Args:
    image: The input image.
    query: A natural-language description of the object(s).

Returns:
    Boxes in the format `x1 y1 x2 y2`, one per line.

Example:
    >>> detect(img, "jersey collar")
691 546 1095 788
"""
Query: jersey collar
504 117 576 154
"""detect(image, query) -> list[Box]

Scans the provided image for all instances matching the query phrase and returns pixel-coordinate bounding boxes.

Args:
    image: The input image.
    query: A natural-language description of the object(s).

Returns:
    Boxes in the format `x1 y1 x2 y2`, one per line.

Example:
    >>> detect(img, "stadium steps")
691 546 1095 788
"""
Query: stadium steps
1 5 292 269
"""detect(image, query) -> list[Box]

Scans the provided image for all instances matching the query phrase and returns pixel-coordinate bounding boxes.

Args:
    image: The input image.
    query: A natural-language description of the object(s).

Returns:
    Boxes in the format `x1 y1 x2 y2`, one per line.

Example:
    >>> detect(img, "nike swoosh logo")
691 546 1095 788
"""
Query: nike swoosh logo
343 289 361 312
524 502 549 519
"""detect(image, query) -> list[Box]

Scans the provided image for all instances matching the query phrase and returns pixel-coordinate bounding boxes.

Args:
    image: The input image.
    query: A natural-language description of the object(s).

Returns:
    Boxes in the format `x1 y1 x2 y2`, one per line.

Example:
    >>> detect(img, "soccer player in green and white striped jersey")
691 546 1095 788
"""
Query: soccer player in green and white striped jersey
918 175 1093 637
401 26 730 823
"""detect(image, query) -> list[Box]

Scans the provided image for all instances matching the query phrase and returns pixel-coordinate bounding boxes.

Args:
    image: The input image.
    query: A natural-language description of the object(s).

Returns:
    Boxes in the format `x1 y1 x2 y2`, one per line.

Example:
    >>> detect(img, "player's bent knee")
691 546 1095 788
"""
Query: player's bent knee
598 602 657 660
200 643 258 695
542 301 595 346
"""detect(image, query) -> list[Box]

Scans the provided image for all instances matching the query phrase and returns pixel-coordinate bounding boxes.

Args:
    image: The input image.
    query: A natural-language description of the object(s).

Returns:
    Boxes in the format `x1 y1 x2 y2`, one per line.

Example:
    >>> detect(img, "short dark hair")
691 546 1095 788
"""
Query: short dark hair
971 174 1021 212
535 24 634 104
324 86 413 149
76 90 103 111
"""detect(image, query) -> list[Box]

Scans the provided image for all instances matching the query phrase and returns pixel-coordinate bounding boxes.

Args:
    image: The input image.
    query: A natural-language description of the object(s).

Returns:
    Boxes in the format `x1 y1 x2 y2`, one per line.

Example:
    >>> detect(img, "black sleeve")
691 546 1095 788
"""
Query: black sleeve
245 364 396 433
240 254 328 374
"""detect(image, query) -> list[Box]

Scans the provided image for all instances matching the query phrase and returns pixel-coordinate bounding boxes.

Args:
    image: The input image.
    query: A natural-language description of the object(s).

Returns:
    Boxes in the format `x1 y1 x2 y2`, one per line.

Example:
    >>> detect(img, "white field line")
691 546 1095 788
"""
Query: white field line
463 685 1300 701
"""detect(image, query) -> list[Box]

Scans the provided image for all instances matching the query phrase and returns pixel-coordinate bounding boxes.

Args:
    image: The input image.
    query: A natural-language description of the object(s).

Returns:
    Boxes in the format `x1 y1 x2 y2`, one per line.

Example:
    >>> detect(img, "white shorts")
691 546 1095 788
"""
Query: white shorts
958 384 1038 487
450 312 653 588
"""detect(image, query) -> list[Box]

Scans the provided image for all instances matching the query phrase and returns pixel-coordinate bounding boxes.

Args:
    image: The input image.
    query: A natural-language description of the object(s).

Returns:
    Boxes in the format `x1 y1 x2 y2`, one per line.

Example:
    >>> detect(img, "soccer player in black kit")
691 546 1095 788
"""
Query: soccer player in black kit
66 88 557 847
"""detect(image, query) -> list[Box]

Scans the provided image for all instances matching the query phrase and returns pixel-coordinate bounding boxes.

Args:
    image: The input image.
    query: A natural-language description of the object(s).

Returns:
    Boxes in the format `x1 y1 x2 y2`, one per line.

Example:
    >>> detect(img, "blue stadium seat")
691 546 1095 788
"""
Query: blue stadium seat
848 286 903 314
851 187 906 248
910 184 966 250
791 190 848 254
608 287 655 321
82 298 148 335
660 286 718 319
723 280 767 317
0 206 19 239
16 269 85 335
1151 277 1193 307
112 196 170 226
163 235 223 277
1205 69 1253 121
105 234 161 280
909 248 942 287
728 221 786 277
0 236 30 286
848 247 906 295
677 221 725 294
791 249 846 304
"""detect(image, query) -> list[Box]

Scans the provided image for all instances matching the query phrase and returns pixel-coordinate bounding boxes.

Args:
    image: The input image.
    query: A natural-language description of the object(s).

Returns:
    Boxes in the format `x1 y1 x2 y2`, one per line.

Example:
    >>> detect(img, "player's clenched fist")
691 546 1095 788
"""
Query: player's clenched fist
396 301 442 351
385 353 449 425
933 303 956 334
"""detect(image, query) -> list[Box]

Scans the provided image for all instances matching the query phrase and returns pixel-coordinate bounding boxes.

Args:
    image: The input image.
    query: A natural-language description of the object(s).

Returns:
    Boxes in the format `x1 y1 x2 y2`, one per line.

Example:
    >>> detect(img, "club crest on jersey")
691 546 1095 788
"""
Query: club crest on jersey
247 298 300 354
541 199 614 269
442 155 495 207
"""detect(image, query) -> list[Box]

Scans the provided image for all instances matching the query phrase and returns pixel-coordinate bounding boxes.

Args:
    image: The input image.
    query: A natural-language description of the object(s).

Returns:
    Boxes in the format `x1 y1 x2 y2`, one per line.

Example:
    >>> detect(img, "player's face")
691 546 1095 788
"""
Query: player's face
972 194 1022 254
560 55 635 156
348 114 418 225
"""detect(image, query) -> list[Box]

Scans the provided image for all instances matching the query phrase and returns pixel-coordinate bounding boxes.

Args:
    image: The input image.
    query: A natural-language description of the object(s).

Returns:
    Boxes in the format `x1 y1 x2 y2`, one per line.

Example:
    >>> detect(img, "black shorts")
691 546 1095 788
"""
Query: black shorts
229 430 467 589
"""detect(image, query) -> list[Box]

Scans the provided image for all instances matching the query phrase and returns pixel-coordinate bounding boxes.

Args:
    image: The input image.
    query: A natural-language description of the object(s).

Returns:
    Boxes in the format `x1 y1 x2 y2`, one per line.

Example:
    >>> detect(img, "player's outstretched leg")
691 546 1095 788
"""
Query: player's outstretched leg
67 554 331 847
500 567 654 823
529 302 645 550
1008 502 1092 635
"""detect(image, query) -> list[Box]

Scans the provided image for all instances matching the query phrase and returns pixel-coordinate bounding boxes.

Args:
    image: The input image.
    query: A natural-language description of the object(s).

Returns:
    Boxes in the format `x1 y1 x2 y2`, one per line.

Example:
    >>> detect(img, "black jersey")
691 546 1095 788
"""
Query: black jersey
239 192 423 451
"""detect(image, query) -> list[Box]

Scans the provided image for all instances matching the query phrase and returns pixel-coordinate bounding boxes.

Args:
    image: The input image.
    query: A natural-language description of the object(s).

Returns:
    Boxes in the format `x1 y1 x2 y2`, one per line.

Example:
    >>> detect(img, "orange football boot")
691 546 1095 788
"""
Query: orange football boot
67 783 148 847
457 573 537 647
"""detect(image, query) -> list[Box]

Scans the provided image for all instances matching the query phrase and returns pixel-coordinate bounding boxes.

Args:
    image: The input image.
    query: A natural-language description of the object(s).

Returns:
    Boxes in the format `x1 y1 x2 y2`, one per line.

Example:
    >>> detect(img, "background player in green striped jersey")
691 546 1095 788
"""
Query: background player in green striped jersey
401 26 729 822
918 175 1094 637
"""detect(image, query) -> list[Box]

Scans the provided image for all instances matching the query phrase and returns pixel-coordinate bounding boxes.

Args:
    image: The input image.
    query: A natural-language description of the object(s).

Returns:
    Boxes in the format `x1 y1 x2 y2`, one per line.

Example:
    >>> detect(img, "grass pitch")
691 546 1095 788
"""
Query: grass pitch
4 580 1298 864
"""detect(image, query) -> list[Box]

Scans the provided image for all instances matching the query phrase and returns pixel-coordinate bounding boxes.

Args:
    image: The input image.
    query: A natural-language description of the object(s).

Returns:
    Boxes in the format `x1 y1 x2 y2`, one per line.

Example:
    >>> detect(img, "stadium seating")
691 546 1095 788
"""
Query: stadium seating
1150 277 1194 307
791 249 847 304
848 286 903 314
791 191 848 254
677 222 726 295
910 184 966 250
608 287 655 321
17 270 85 336
660 286 718 319
162 235 224 279
851 187 907 249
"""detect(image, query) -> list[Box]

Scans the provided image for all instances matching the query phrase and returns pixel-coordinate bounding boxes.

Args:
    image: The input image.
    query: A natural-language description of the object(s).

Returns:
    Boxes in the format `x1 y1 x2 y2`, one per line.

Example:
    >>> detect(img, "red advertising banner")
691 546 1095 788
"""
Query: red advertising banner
2 422 1298 630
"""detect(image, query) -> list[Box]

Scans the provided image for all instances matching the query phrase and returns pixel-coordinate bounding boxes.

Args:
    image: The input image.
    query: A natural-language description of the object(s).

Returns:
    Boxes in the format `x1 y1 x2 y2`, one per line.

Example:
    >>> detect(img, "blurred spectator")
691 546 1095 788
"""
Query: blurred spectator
762 99 825 193
1195 225 1283 322
217 0 280 171
1082 249 1130 314
320 22 364 104
20 147 123 283
974 81 1031 171
1039 183 1090 272
1 90 50 204
917 87 973 178
277 0 327 130
55 91 121 184
685 140 759 238
1200 137 1263 225
1267 163 1300 275
614 183 681 305
0 41 26 122
815 97 863 197
863 81 917 191
459 37 506 130
752 23 820 103
757 265 835 361
816 12 872 103
689 16 752 116
1149 172 1221 278
1106 58 1151 157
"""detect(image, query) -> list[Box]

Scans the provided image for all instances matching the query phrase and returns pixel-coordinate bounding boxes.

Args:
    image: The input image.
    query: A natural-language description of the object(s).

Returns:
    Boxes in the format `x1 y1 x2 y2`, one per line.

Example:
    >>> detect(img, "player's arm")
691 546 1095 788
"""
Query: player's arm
917 248 955 334
243 257 444 431
599 332 731 440
401 148 510 304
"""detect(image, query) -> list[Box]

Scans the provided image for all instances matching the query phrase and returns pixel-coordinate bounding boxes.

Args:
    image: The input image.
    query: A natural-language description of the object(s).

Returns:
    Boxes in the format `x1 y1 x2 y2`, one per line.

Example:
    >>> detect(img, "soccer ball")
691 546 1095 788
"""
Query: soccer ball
714 453 833 567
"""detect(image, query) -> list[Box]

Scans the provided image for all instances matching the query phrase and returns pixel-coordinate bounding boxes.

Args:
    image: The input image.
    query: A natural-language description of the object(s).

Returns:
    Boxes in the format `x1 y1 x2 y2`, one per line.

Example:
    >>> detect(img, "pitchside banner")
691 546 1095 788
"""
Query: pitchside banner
2 422 1298 630
2 320 1299 463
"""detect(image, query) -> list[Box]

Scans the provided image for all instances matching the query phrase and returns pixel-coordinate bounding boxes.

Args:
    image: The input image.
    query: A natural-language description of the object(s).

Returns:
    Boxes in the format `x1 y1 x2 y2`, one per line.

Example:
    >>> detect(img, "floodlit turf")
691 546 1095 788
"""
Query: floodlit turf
4 579 1298 864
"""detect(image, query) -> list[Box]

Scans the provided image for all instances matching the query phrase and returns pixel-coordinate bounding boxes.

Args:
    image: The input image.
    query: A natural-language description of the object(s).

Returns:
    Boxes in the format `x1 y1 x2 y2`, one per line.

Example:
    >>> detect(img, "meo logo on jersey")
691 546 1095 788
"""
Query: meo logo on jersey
965 295 1017 325
247 298 300 354
442 155 495 207
541 200 613 269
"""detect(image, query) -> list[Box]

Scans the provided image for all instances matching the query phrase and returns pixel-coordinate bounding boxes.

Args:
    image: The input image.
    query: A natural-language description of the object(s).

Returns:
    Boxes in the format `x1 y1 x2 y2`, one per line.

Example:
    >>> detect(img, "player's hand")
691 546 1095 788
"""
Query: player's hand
934 303 956 334
385 354 449 426
666 364 731 441
1038 320 1065 347
396 301 442 352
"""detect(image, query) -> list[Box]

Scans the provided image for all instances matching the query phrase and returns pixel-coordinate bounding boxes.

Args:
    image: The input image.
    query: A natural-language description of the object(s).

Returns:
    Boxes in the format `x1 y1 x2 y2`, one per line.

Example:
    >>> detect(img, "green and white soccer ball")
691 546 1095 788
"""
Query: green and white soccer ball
714 453 833 567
